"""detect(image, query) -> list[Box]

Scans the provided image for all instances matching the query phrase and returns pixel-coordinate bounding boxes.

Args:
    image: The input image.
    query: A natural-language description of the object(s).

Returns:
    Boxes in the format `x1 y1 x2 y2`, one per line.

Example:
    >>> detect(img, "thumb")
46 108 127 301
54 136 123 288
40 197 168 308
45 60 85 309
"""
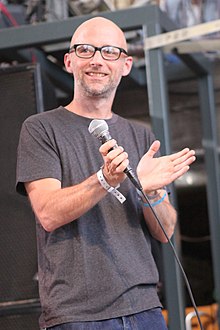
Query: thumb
146 140 161 159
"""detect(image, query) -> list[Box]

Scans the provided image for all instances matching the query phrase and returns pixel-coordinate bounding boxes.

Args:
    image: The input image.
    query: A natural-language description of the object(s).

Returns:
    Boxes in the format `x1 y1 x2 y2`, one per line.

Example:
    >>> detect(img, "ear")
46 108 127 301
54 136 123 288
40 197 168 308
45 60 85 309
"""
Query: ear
64 53 73 74
122 56 133 77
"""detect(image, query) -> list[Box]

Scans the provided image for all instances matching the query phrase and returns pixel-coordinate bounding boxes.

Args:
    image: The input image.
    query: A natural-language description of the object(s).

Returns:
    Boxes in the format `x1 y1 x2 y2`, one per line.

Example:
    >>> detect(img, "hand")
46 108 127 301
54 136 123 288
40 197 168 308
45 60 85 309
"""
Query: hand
99 139 128 187
136 140 196 193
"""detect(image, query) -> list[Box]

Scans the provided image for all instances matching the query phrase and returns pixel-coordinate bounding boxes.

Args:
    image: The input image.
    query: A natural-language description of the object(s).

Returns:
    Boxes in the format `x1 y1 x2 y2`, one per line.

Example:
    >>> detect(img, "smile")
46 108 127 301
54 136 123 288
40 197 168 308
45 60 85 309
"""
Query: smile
86 72 107 77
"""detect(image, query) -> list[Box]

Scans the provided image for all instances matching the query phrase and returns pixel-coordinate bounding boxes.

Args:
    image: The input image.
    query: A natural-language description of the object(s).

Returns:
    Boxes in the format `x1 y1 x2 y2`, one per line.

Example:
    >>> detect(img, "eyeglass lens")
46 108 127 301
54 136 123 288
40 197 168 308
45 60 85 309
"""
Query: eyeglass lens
76 45 121 60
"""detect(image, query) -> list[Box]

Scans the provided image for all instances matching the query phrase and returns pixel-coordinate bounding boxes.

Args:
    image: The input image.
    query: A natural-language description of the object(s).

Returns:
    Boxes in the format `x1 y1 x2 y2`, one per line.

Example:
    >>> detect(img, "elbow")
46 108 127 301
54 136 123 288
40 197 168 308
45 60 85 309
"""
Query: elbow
156 223 176 243
41 220 56 233
35 207 57 232
157 234 170 244
161 225 176 243
160 236 169 244
38 215 54 233
161 210 177 243
27 186 62 232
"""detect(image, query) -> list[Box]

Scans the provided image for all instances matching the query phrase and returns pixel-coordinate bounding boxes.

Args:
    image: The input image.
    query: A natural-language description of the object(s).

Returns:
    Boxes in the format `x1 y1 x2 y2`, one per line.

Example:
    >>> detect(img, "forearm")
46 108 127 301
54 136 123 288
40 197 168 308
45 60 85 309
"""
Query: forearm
141 190 177 242
25 140 129 233
26 173 107 232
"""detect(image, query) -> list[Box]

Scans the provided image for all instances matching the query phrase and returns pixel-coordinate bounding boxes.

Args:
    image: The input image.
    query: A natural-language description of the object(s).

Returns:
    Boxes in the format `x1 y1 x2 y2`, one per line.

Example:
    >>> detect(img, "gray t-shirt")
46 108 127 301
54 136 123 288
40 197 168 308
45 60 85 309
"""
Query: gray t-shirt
16 107 162 329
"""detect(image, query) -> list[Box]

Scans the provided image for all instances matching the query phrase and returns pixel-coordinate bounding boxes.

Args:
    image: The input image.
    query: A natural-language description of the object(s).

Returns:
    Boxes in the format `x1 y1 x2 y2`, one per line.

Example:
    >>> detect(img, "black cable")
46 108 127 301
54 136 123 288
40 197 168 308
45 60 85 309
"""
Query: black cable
88 119 204 328
138 187 204 330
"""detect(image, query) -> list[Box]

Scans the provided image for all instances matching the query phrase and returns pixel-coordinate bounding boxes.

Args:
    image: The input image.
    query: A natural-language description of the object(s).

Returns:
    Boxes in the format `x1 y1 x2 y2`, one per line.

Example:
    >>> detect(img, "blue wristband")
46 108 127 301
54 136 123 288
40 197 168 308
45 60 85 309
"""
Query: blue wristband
141 191 167 208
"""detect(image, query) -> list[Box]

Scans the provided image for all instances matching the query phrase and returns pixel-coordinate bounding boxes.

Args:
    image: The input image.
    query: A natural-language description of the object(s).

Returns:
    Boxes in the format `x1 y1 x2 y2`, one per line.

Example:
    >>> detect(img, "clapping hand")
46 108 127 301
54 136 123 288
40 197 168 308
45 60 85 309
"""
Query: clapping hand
136 140 196 193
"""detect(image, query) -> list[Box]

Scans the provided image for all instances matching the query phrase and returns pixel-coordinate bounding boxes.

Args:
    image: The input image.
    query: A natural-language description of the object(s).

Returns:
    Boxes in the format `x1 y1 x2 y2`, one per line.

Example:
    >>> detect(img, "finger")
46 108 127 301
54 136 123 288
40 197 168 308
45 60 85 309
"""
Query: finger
187 155 196 166
169 148 189 162
99 139 117 156
171 165 190 182
107 146 125 161
172 149 196 167
145 140 160 158
115 159 129 173
174 155 196 173
109 151 128 171
170 148 196 163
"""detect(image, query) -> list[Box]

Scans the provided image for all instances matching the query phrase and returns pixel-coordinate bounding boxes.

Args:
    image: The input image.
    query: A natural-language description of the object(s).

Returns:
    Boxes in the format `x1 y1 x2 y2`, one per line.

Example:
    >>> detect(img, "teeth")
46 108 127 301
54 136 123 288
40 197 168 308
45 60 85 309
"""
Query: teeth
87 72 105 77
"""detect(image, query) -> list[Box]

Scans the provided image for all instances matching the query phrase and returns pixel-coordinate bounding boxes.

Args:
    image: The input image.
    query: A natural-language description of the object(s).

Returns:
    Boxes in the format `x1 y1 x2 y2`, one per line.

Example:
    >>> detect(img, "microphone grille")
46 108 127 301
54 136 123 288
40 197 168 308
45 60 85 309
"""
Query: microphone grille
88 119 109 138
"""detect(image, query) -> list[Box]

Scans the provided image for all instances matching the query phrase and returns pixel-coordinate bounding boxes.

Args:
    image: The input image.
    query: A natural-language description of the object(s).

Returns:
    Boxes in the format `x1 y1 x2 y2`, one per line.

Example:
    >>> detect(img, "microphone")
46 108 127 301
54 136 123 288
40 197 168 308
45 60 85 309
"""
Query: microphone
88 119 142 190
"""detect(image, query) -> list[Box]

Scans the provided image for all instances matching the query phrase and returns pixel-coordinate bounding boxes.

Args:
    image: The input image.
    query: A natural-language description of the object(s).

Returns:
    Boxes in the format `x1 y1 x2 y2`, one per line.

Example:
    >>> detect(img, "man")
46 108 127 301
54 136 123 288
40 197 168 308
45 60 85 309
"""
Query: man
16 17 196 329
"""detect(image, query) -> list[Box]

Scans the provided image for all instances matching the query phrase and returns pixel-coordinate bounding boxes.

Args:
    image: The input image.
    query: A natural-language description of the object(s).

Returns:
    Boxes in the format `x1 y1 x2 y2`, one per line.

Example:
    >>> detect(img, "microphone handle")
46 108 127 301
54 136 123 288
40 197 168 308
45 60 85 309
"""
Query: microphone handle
124 165 142 191
99 133 143 191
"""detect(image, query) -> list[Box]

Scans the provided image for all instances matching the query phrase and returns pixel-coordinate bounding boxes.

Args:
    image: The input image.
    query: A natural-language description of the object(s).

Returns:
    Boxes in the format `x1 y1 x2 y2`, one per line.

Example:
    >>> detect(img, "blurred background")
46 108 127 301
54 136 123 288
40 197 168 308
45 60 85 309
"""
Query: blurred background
0 1 220 329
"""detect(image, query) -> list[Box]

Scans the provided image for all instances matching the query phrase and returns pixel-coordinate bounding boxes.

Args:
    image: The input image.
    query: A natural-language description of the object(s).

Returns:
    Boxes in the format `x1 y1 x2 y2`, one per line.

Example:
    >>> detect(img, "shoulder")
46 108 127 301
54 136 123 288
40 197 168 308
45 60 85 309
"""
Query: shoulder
116 115 154 139
23 106 64 125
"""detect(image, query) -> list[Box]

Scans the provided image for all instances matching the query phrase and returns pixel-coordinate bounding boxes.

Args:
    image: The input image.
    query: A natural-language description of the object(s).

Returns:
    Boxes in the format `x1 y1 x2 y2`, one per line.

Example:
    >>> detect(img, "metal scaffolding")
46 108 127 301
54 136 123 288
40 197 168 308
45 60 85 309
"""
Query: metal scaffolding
0 4 219 329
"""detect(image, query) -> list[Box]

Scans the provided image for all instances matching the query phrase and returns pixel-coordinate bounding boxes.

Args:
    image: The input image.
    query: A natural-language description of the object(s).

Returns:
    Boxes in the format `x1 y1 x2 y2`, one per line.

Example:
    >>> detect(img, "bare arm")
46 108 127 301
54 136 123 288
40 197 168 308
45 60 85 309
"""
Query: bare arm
25 138 195 240
25 139 128 233
100 138 196 242
25 174 108 232
99 139 195 242
139 189 177 242
136 140 196 242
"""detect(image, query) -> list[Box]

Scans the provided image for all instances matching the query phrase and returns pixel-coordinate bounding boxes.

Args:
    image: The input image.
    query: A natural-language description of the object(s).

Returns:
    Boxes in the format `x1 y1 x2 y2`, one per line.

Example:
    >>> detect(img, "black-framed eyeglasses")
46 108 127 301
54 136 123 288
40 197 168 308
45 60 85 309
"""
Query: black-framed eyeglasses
69 44 128 61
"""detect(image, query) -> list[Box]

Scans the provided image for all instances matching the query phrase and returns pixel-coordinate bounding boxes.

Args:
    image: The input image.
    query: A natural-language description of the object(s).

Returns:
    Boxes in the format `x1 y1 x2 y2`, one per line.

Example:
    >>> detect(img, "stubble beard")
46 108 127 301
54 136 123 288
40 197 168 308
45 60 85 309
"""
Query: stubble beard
78 74 119 98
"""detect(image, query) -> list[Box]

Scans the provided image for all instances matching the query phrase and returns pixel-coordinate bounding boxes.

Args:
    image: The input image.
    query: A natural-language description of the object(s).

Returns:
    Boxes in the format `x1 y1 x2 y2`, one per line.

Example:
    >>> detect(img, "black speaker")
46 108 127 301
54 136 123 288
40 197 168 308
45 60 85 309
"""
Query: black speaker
0 64 43 328
0 309 40 330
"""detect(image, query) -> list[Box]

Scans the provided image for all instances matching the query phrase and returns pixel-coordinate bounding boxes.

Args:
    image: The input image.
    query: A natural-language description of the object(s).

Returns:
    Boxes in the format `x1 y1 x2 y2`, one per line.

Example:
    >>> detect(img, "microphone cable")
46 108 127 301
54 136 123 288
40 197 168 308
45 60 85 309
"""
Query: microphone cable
138 187 204 330
88 118 204 329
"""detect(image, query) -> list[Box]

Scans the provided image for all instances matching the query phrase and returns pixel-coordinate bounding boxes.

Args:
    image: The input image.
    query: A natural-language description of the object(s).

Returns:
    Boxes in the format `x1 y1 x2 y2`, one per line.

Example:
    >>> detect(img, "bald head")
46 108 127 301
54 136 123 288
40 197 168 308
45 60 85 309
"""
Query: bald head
70 17 128 51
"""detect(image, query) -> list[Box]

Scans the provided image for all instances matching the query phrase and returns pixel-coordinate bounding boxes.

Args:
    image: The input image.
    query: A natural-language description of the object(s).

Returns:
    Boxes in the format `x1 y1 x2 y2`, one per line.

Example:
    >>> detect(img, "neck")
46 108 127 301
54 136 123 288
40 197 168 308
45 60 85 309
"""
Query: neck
65 96 114 119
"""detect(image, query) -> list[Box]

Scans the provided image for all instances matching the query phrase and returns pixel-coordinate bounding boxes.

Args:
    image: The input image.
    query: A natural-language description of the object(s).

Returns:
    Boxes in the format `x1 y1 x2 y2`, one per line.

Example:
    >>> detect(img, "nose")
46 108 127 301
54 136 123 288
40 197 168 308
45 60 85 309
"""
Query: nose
90 49 103 64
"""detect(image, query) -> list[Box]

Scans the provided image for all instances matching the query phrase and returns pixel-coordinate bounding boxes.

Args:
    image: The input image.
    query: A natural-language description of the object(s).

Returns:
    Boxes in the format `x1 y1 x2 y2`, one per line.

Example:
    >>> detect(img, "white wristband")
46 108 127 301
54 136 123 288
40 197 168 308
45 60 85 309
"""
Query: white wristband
97 168 126 204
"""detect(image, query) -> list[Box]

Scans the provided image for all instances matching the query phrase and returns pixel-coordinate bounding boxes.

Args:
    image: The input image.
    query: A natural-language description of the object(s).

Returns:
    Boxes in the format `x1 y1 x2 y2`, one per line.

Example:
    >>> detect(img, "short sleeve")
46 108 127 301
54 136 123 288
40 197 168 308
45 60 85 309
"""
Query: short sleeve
16 116 62 195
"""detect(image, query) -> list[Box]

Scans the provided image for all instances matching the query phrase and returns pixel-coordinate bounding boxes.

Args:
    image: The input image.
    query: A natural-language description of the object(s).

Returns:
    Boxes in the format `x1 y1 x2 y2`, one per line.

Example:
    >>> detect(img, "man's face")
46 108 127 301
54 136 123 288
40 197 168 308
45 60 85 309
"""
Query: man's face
64 19 133 99
70 46 128 98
